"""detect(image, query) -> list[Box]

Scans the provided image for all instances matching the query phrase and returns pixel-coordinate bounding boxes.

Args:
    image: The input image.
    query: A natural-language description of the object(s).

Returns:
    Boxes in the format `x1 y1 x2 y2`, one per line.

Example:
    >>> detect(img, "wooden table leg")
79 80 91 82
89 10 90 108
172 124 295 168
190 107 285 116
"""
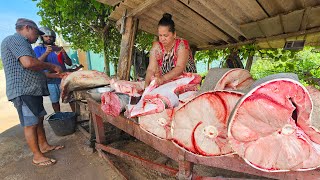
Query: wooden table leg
178 153 193 180
92 114 106 144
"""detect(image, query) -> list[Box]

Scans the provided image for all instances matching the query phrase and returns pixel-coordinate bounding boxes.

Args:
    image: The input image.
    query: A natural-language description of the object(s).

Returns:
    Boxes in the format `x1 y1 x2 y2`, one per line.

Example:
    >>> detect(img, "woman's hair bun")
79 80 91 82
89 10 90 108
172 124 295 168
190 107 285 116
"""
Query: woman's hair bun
158 12 175 32
162 13 172 20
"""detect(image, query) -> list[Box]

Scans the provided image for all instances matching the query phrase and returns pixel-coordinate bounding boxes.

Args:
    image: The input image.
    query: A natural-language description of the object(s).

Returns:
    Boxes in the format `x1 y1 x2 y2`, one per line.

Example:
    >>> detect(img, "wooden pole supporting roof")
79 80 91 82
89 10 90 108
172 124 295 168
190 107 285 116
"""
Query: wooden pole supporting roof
117 16 139 80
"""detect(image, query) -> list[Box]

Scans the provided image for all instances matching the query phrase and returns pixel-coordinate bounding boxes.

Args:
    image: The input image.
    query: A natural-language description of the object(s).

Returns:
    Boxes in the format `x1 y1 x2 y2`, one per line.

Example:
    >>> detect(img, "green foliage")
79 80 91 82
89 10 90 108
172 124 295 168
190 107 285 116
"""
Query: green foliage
135 30 154 52
251 46 320 86
194 44 257 68
194 49 229 64
34 0 120 75
194 44 320 87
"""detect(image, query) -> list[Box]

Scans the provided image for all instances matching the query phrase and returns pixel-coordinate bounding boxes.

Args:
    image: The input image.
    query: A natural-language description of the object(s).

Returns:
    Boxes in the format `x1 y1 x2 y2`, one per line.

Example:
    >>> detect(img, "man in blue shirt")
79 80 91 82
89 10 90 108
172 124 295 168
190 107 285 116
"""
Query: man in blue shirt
34 27 73 112
1 18 63 167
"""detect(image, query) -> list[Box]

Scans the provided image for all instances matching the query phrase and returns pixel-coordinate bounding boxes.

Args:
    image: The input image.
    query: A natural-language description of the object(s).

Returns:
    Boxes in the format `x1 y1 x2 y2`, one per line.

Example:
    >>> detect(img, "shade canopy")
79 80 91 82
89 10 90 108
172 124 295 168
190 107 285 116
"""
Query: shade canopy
97 0 320 49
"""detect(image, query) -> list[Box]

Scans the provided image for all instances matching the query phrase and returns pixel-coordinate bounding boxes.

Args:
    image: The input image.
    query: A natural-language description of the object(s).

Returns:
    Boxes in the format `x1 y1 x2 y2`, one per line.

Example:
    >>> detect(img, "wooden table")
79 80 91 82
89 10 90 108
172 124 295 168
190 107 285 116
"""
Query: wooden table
87 98 320 179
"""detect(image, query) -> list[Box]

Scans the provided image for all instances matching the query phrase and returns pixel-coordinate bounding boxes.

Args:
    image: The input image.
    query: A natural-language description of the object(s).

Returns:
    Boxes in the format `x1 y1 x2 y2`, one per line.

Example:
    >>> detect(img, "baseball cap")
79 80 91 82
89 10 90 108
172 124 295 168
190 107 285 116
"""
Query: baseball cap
15 18 45 35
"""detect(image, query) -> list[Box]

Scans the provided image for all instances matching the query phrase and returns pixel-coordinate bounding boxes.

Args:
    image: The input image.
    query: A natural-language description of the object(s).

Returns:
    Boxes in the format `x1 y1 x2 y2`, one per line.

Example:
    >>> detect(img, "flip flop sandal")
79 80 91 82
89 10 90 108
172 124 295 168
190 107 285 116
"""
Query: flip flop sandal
32 159 57 167
42 145 65 153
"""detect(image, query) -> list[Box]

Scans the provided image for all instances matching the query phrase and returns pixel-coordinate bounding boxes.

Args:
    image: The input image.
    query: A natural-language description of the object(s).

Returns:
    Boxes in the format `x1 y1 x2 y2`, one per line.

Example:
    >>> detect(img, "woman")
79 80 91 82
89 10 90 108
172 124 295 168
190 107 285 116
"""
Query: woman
145 13 197 87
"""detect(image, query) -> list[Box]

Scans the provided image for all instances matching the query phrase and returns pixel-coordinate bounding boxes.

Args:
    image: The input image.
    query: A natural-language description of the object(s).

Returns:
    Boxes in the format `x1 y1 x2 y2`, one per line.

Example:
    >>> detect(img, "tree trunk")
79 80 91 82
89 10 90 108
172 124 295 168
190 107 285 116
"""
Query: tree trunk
226 49 244 69
103 28 110 76
245 55 254 72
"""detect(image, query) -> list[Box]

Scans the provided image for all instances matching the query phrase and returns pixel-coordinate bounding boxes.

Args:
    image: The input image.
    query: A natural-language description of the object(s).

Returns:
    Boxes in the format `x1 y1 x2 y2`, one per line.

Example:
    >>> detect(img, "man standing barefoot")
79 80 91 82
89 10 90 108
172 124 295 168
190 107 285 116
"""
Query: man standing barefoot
1 18 64 167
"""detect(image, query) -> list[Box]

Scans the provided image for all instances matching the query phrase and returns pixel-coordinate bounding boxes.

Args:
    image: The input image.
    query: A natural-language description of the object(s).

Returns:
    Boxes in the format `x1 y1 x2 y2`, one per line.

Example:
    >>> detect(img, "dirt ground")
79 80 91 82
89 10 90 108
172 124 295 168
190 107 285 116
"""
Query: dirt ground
0 70 121 180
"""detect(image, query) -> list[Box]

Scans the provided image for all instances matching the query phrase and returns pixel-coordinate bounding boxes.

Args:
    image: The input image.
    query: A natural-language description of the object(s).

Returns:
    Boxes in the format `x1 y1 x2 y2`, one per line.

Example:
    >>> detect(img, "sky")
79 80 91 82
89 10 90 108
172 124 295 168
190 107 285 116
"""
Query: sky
0 0 41 45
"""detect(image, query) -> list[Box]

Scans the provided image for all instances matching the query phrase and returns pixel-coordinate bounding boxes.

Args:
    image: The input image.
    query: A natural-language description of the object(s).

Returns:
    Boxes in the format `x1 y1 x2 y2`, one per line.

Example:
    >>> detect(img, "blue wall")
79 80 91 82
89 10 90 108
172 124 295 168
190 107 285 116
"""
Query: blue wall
83 50 220 75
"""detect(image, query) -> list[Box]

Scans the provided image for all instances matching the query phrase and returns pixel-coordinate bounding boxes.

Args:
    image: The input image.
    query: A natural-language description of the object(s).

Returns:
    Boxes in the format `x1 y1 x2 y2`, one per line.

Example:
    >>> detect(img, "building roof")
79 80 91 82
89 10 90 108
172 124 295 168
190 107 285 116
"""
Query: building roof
97 0 320 49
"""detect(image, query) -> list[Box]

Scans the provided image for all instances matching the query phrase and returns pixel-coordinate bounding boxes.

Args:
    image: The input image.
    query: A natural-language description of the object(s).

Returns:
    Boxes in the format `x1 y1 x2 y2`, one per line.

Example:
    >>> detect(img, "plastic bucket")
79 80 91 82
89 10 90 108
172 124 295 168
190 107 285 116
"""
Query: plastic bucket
47 112 77 136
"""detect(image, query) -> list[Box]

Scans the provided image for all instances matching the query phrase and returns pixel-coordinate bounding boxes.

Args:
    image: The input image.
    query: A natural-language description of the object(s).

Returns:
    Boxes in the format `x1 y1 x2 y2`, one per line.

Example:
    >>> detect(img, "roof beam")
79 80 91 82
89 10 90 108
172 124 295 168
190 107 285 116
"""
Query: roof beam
178 0 242 41
300 7 312 30
166 0 229 42
240 6 318 39
196 0 247 39
199 26 320 50
127 0 162 17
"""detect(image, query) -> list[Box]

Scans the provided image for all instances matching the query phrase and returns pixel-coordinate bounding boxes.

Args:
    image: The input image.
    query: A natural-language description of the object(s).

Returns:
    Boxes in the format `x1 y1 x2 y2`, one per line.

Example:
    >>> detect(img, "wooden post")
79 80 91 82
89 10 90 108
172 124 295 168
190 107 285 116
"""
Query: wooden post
117 17 139 80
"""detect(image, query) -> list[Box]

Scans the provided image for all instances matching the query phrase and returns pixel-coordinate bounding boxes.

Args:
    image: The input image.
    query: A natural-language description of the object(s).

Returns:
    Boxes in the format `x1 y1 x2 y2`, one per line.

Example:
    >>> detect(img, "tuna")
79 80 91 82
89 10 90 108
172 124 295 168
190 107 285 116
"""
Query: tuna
101 92 130 117
228 75 320 172
127 73 202 118
171 91 243 156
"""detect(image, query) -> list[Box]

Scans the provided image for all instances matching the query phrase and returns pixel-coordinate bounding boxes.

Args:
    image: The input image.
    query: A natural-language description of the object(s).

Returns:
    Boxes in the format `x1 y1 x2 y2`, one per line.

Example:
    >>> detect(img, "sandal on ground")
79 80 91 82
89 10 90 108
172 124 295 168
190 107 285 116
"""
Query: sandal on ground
42 145 65 153
32 159 57 167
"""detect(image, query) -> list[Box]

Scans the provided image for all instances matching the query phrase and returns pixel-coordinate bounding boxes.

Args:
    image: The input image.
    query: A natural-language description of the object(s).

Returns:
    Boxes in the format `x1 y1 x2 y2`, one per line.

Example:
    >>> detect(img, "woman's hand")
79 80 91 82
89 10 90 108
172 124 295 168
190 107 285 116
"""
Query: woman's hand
154 76 165 86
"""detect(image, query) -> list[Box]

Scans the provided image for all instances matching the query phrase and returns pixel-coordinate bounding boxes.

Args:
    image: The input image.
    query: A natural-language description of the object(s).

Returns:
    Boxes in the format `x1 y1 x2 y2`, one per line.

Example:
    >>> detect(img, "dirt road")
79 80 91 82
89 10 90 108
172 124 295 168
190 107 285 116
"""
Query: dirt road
0 70 120 180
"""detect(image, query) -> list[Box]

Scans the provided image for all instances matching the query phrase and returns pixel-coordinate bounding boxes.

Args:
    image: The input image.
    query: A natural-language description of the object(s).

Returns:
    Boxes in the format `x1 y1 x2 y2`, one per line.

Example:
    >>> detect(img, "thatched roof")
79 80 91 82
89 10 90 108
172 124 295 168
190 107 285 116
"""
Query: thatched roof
97 0 320 49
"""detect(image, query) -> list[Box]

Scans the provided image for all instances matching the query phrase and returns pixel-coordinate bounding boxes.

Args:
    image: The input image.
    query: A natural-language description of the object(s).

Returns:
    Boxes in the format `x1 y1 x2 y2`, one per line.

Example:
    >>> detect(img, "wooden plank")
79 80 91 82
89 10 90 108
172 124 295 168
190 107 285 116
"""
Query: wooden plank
307 6 320 29
258 15 283 37
97 144 179 177
209 0 249 24
240 22 265 39
257 41 271 49
296 0 320 8
231 0 268 22
267 39 286 48
121 0 140 9
110 4 132 21
144 8 213 44
97 149 129 180
164 0 230 42
117 17 138 80
281 9 304 33
199 26 320 50
300 7 312 30
257 0 296 16
138 15 204 47
305 32 320 46
127 0 162 17
179 0 244 40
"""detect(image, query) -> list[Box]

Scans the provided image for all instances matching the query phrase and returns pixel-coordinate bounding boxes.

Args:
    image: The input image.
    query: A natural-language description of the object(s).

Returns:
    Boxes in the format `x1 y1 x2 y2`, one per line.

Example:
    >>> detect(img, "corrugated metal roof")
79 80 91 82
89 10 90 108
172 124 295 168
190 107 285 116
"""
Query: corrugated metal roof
98 0 320 49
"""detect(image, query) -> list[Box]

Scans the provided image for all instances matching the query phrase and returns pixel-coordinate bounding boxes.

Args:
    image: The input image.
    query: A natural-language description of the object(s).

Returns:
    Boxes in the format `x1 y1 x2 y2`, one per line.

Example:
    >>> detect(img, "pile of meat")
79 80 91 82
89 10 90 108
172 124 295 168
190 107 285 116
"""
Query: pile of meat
98 68 320 172
60 70 111 102
228 74 320 172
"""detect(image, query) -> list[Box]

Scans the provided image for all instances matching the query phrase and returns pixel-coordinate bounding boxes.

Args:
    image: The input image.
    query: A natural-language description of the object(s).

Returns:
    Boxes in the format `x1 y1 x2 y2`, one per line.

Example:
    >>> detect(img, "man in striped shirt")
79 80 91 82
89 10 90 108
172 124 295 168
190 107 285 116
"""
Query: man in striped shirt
1 18 63 167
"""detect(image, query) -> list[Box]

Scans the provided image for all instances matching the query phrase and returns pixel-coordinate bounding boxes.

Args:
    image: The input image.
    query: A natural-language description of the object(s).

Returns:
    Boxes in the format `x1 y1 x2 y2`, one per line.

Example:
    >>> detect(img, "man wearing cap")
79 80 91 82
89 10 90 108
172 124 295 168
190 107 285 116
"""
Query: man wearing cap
34 27 73 113
1 18 63 167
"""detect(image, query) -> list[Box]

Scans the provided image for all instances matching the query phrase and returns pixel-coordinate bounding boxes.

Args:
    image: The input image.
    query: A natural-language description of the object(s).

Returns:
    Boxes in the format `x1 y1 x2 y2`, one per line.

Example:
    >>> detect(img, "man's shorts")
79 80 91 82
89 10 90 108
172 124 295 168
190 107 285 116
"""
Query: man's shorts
11 96 47 127
48 83 61 103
